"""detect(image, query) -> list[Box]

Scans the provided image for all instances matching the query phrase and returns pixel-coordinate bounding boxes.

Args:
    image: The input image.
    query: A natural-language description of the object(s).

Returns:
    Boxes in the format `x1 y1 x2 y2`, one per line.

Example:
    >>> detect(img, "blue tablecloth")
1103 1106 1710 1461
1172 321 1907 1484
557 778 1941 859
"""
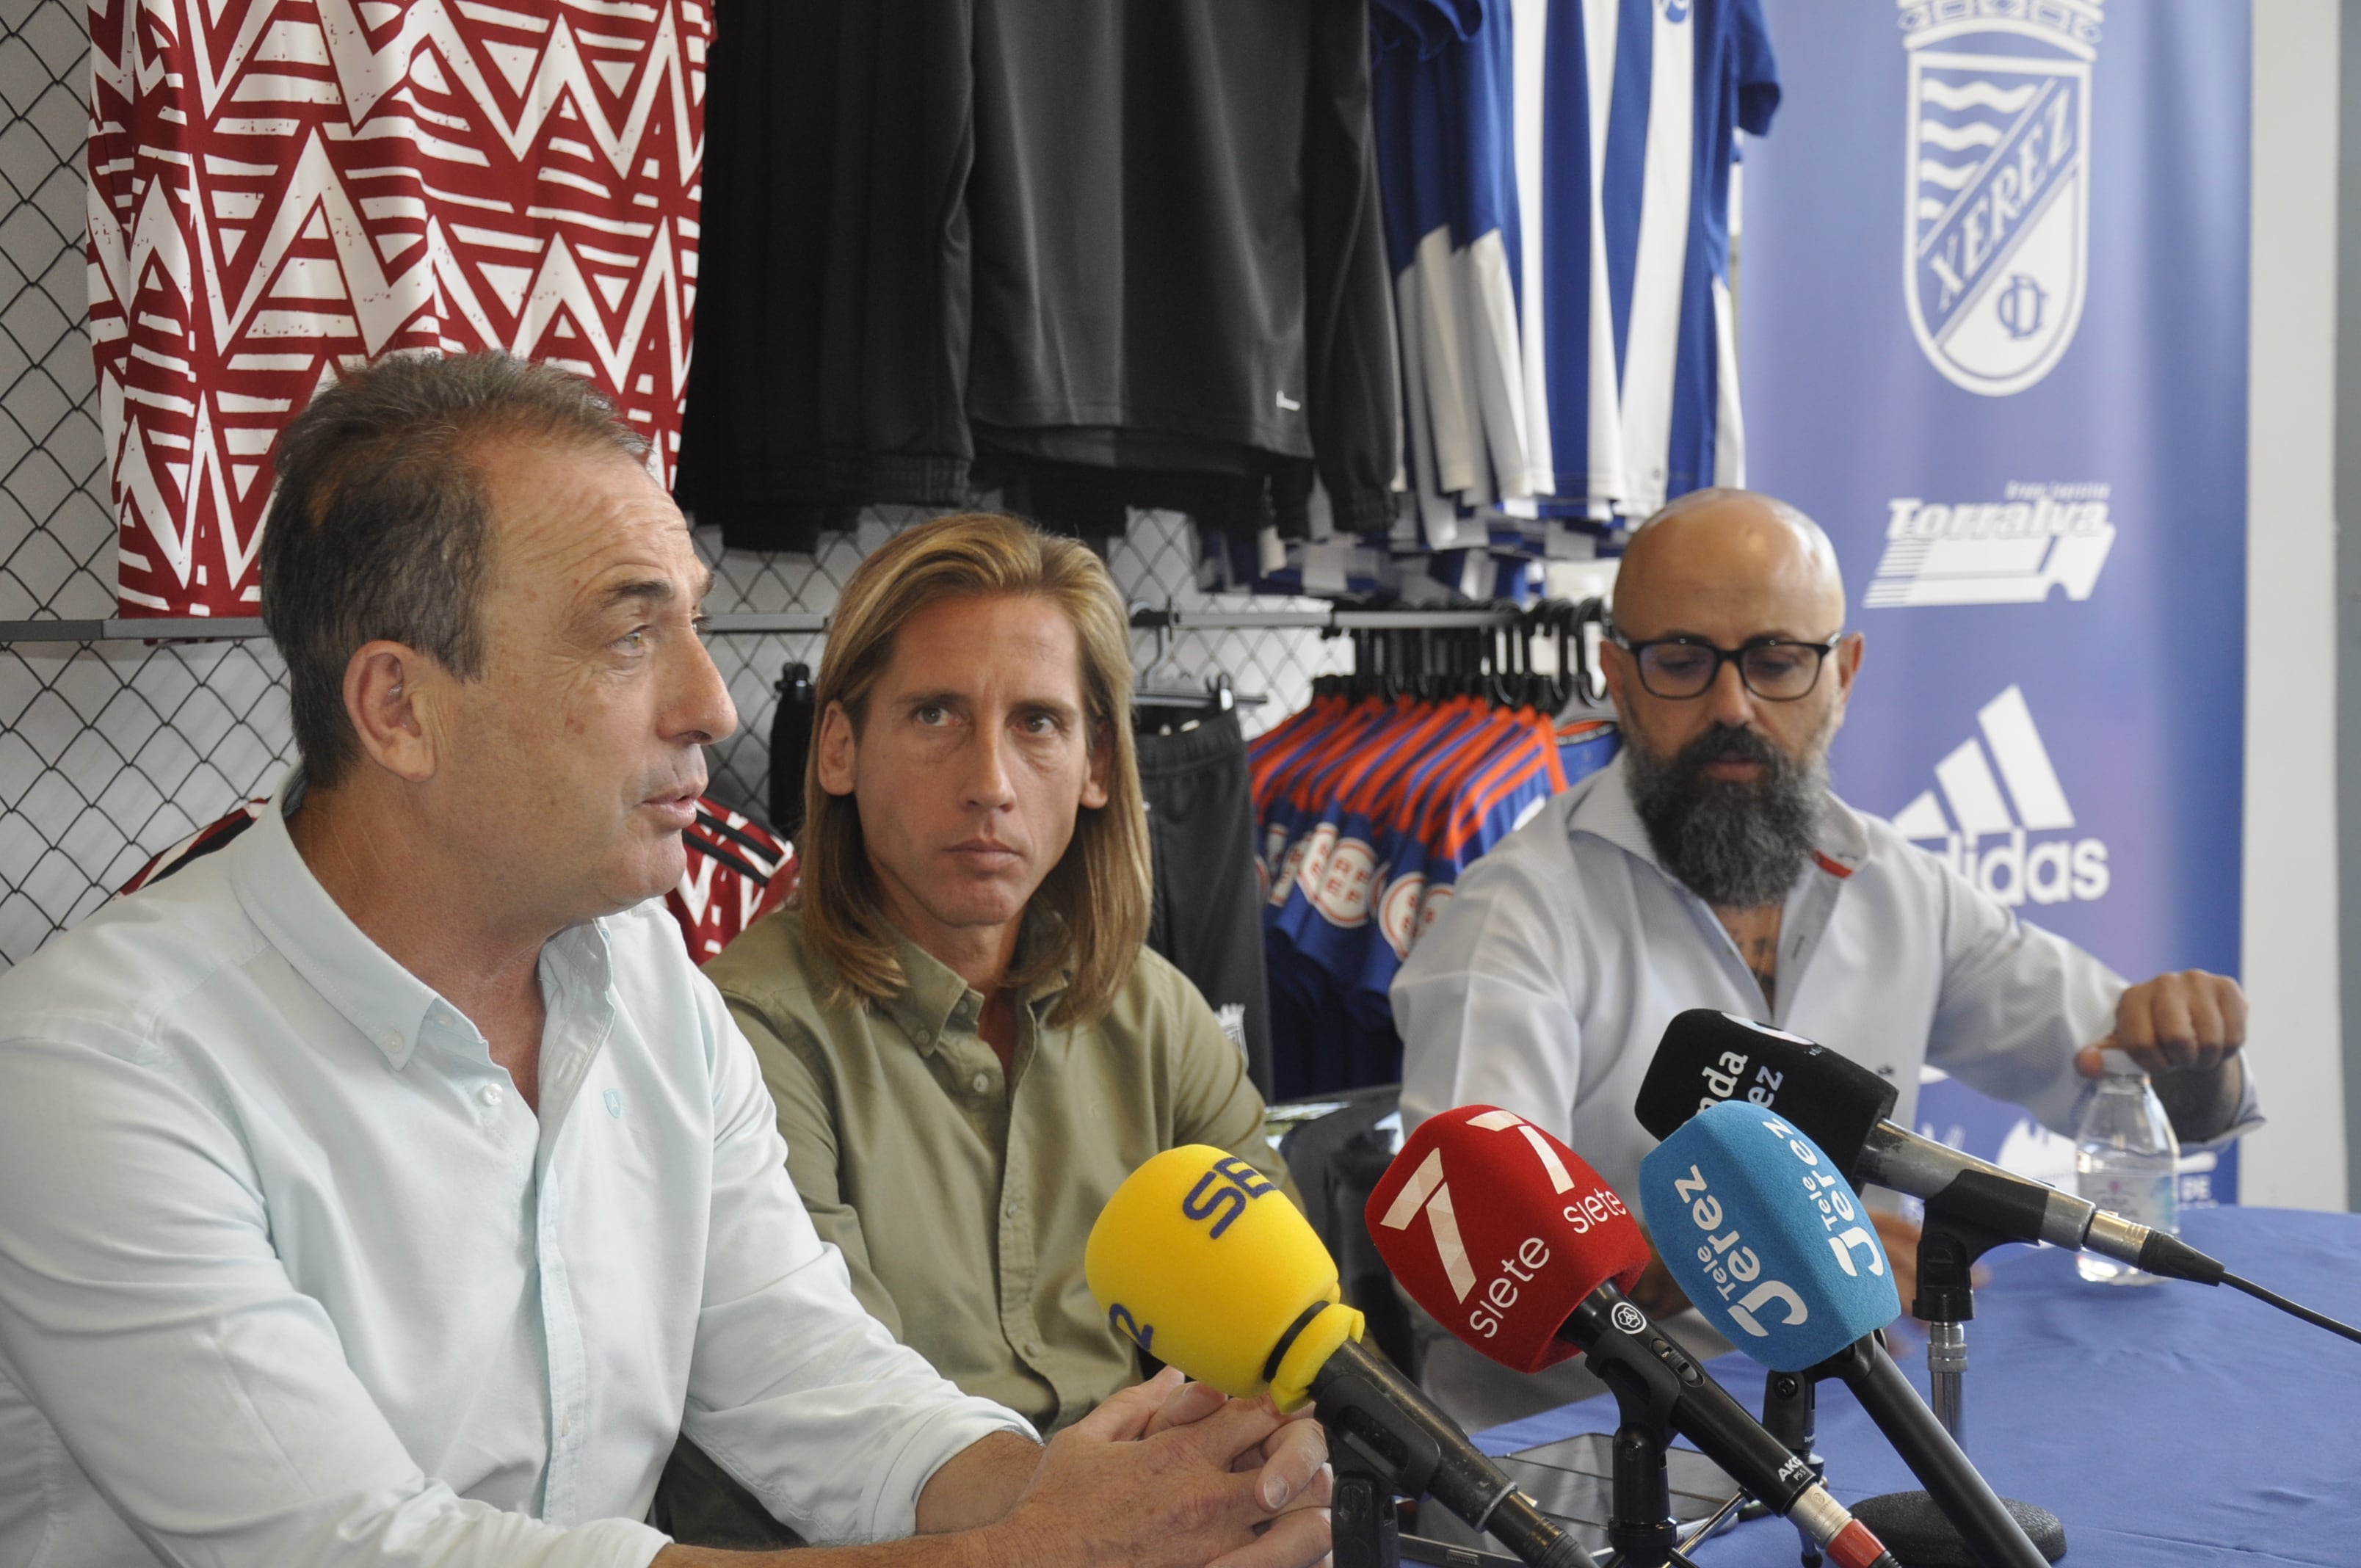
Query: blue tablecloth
1459 1207 2361 1566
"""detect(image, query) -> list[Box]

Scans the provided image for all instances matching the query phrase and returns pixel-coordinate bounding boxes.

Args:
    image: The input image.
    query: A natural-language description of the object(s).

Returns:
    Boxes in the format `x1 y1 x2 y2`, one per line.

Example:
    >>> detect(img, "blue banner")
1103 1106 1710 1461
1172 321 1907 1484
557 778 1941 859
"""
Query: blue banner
1738 1 2250 1200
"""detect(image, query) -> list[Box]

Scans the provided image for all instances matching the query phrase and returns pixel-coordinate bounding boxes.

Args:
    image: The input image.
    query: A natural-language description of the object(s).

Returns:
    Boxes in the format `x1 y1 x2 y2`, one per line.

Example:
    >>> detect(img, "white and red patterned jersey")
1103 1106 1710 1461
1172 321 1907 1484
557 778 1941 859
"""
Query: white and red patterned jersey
672 799 797 964
117 794 793 968
85 0 710 618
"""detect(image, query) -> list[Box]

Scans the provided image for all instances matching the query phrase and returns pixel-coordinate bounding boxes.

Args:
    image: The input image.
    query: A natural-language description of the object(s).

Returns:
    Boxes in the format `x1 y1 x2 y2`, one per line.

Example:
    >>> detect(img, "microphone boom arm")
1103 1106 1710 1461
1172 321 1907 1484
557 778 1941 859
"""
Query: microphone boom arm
1858 1125 2093 1252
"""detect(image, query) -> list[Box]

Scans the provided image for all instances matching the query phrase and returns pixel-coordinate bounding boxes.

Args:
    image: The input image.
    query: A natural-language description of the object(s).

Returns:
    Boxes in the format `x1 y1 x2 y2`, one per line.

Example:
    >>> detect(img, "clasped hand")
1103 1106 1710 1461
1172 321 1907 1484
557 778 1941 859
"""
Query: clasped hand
998 1366 1332 1568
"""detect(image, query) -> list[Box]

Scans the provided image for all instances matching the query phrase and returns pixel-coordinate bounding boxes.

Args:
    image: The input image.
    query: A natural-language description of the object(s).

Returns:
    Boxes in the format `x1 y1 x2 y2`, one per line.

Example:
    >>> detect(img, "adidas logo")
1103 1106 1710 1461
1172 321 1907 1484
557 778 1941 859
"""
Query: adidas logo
1891 686 2110 905
1866 484 2116 609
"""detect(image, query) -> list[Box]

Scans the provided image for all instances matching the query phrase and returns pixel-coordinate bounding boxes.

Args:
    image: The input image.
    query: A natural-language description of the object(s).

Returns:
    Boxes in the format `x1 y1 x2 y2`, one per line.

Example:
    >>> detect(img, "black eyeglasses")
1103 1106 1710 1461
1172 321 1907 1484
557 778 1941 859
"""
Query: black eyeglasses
1607 631 1844 702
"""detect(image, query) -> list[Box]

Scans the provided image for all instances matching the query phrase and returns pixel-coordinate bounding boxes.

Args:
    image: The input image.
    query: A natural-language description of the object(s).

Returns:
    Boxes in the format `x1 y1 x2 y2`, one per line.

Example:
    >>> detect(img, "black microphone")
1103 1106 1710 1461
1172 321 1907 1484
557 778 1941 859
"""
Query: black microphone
1633 1009 2227 1288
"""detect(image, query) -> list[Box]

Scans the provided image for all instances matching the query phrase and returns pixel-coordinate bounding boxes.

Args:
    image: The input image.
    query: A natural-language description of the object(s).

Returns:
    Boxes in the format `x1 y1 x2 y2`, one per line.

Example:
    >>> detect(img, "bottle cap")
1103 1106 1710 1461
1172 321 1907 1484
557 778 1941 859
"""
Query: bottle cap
2099 1048 2144 1078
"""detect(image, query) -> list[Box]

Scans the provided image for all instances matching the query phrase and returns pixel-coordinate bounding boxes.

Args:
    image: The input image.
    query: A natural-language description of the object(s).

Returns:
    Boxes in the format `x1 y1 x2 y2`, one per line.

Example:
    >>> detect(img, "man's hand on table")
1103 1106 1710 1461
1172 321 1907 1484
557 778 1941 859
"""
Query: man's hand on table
653 1368 1330 1568
1861 1208 1919 1315
1141 1371 1333 1520
988 1368 1332 1568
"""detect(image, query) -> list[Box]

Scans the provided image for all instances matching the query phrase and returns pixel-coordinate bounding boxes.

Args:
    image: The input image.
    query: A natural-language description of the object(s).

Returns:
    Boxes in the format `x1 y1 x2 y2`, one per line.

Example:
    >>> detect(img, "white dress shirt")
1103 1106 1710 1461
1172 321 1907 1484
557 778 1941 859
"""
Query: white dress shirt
0 777 1033 1567
1393 753 2260 1208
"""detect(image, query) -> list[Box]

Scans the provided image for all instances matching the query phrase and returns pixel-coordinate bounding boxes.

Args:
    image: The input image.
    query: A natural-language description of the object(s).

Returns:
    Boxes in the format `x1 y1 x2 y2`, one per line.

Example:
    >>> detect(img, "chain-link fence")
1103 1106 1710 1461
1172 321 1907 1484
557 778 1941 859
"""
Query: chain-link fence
0 3 1347 966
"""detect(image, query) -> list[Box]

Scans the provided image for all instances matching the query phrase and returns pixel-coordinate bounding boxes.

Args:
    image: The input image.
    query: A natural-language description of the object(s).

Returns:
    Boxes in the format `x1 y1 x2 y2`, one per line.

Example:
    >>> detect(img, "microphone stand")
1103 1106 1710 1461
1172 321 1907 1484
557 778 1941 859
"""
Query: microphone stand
1568 1308 1711 1568
1806 1333 2053 1568
1838 1202 2064 1564
1910 1194 2014 1442
1758 1371 1824 1568
1309 1343 1590 1568
1327 1444 1404 1568
1311 1369 1429 1568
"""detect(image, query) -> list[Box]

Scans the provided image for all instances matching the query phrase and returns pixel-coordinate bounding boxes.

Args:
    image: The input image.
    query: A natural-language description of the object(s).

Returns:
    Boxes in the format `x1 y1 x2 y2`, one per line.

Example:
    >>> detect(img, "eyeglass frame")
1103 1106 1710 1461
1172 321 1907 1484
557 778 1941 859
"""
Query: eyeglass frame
1603 625 1849 703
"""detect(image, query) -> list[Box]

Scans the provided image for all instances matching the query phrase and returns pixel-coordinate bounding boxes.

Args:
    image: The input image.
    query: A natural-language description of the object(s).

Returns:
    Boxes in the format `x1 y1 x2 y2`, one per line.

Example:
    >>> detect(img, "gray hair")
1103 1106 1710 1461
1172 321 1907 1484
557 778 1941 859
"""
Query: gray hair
258 352 650 787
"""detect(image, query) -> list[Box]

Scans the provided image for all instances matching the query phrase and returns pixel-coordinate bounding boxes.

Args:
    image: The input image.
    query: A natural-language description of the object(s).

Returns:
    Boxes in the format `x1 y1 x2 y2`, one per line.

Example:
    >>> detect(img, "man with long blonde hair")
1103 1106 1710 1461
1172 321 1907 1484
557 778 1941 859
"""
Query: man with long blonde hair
695 514 1300 1464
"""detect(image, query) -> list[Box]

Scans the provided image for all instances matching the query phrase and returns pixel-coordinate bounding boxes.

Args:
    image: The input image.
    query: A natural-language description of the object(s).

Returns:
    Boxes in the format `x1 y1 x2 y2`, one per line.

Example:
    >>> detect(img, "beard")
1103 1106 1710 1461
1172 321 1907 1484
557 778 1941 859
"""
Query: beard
1623 720 1830 909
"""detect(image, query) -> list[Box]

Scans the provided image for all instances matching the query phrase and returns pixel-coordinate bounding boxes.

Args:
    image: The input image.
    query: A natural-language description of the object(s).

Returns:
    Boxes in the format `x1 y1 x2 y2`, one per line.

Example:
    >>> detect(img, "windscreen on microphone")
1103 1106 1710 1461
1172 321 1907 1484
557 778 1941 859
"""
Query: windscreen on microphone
1365 1107 1650 1375
1638 1100 1899 1372
1634 1009 1898 1176
1084 1144 1363 1409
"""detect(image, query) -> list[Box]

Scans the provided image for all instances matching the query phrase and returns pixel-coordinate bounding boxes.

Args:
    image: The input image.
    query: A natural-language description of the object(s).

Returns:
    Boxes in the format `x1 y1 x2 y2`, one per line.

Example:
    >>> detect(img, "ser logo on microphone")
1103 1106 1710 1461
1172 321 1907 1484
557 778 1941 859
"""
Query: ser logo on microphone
1179 1155 1279 1240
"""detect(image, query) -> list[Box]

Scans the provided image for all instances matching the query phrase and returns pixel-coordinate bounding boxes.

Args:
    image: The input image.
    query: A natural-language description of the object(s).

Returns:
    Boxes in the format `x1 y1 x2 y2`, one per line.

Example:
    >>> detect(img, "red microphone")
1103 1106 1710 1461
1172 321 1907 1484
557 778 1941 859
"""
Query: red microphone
1367 1107 1901 1568
1371 1105 1650 1373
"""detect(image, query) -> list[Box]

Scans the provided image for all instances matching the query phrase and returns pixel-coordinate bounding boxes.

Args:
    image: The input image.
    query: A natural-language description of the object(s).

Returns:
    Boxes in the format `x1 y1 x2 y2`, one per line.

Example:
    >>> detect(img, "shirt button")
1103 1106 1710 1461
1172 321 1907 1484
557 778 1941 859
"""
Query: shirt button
1023 1339 1042 1357
479 1084 504 1107
913 1028 932 1047
1002 1199 1019 1219
971 1072 991 1094
382 1031 404 1053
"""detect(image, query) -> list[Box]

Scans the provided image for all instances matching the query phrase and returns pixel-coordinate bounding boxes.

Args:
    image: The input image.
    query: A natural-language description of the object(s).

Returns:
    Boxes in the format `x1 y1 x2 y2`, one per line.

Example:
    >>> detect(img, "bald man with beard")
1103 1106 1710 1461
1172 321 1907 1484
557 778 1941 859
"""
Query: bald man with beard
1390 489 2259 1426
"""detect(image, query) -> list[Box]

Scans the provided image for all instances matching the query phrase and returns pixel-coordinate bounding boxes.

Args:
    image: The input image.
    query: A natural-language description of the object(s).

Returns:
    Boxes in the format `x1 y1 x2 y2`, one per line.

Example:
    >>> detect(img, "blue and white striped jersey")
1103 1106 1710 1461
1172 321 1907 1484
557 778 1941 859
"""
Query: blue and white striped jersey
1374 0 1779 530
1592 0 1780 515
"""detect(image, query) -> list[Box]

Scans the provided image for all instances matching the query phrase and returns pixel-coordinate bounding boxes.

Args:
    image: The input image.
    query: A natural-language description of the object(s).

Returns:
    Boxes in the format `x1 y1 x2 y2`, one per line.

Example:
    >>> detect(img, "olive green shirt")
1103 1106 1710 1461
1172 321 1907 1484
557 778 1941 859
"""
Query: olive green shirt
703 910 1296 1434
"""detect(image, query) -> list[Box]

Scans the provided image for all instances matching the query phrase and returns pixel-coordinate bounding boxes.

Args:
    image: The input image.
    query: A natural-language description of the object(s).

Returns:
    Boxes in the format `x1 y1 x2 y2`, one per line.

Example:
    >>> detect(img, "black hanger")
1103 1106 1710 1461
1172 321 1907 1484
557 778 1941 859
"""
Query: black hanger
766 662 817 837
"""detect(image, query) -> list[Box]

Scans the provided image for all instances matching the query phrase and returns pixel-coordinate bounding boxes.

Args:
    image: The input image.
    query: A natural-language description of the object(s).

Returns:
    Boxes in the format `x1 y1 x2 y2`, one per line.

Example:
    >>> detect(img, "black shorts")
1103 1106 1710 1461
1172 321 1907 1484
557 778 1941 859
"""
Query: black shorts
1136 709 1273 1097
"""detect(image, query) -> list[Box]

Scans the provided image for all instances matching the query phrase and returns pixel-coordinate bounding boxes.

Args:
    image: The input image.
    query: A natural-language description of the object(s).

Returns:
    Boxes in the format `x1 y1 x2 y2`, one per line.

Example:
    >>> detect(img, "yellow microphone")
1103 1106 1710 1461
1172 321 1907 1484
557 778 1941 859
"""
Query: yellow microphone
1084 1145 1589 1568
1084 1144 1363 1410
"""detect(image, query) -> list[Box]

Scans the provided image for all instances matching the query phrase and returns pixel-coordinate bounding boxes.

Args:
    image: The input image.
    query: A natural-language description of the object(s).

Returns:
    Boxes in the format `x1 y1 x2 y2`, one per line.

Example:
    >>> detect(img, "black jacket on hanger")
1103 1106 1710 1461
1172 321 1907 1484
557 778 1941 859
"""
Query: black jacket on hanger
679 0 977 549
679 0 1399 549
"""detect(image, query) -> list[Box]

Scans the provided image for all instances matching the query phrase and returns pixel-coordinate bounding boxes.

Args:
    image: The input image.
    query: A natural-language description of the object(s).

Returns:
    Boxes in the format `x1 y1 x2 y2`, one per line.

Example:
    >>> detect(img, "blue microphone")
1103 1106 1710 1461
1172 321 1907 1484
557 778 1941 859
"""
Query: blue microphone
1640 1103 2053 1568
1638 1099 1897 1369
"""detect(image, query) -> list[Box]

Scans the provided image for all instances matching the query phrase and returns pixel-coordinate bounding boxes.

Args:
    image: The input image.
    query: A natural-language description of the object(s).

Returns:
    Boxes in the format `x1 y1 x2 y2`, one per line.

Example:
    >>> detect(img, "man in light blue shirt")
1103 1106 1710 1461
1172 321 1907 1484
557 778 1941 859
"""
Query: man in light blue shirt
0 354 1327 1568
1396 490 2256 1217
1393 489 2257 1429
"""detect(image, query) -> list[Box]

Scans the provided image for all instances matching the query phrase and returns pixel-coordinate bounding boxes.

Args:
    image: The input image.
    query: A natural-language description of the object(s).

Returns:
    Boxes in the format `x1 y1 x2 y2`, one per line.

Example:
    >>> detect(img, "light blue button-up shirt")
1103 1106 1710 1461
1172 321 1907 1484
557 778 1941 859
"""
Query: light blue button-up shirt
1394 753 2262 1208
0 777 1032 1567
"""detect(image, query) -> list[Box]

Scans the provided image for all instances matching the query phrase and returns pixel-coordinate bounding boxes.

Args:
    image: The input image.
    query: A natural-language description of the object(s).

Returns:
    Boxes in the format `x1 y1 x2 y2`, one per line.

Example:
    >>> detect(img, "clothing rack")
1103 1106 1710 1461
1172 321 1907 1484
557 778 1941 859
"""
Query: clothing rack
0 605 1532 645
0 614 830 643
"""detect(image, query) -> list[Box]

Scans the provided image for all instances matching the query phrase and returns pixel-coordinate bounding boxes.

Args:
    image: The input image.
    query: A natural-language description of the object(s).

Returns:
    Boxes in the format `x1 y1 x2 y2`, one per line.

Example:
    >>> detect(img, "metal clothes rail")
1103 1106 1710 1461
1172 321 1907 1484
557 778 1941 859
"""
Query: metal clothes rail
0 605 1526 645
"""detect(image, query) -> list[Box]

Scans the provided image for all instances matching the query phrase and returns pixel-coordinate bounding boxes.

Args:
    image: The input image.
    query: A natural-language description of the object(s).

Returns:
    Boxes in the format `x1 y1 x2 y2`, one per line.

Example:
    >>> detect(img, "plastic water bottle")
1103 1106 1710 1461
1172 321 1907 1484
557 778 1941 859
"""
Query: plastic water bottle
2074 1048 2180 1285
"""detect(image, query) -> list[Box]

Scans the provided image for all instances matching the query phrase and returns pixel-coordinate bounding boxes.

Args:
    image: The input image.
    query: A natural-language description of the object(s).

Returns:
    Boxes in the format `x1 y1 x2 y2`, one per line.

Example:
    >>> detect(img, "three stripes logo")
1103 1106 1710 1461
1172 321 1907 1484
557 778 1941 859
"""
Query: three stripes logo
1890 686 2109 906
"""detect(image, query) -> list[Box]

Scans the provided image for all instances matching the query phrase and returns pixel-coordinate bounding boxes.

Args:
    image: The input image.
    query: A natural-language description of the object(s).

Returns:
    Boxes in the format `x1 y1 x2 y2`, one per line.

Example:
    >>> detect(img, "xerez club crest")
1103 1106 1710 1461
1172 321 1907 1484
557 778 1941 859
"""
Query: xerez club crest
1900 1 2101 396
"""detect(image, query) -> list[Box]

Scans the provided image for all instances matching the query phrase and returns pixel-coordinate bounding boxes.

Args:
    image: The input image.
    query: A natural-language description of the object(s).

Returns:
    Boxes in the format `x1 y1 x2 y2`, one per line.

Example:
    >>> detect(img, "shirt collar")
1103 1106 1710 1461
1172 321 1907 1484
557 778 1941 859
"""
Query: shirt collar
878 914 1071 1055
227 768 614 1070
1567 750 1871 888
